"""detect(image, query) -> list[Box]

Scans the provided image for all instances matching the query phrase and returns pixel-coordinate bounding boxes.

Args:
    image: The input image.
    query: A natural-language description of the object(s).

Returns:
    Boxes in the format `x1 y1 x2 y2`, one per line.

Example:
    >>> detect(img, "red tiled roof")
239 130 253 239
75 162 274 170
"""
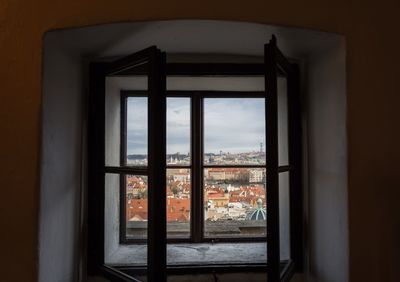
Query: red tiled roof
127 198 191 222
208 193 226 198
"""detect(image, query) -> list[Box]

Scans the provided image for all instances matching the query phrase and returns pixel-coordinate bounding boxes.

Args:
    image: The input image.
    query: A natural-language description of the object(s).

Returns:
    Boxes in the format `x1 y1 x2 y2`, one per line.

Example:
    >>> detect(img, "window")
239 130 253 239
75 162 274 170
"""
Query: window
88 37 303 282
122 93 268 242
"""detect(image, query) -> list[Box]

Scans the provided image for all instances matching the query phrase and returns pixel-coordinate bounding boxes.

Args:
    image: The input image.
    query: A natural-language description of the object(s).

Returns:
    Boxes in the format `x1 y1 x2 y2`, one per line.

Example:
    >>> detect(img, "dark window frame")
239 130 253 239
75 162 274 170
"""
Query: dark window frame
88 38 303 282
264 36 303 281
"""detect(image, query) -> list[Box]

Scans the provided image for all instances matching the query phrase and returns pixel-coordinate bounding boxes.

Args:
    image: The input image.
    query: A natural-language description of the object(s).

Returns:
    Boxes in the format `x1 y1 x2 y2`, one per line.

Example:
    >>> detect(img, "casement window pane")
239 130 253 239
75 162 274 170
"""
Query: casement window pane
125 171 192 240
167 98 191 165
126 175 148 239
203 168 266 238
126 97 148 166
104 173 122 262
203 98 266 165
279 171 291 261
278 77 289 166
166 168 191 238
104 173 147 268
105 75 148 167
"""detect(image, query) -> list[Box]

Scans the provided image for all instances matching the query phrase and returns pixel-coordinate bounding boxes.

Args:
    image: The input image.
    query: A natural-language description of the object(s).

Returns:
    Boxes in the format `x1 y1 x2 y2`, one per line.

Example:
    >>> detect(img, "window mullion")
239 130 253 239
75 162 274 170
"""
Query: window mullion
120 92 128 167
191 93 202 243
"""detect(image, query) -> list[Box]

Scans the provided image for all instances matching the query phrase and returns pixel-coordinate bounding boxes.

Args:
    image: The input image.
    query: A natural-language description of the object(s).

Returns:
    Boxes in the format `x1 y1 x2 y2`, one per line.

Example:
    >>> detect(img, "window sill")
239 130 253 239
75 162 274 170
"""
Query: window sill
106 242 267 266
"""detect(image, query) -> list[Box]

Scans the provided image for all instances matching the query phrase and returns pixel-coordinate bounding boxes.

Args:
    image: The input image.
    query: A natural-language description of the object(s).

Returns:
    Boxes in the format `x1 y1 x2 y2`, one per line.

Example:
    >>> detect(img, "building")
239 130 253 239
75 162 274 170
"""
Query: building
246 199 267 221
127 199 148 221
206 191 229 208
172 172 190 183
249 169 266 183
166 198 190 222
127 198 191 223
207 167 249 181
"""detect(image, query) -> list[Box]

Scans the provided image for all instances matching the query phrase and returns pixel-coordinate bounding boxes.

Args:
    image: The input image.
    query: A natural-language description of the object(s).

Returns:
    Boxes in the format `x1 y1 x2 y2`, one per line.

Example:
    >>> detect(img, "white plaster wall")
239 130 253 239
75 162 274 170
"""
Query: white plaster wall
40 20 347 282
104 174 120 264
306 40 348 282
39 35 85 282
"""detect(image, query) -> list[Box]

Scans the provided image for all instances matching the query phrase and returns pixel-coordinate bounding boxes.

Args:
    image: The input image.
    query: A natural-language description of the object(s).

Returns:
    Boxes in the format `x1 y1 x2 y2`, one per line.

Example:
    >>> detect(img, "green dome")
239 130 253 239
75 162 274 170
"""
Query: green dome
246 198 266 220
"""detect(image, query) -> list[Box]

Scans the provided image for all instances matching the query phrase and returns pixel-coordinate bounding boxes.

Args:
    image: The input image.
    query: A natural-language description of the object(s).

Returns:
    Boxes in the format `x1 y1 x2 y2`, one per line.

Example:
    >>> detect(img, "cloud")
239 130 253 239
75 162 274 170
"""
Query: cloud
204 98 265 153
167 98 190 154
127 97 148 154
126 97 266 155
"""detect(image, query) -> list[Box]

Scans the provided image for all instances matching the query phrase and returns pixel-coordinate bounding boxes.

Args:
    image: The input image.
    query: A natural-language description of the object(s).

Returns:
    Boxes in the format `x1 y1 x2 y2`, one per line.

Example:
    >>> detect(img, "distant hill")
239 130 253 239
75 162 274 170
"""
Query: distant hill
127 153 189 160
127 154 147 160
166 153 189 160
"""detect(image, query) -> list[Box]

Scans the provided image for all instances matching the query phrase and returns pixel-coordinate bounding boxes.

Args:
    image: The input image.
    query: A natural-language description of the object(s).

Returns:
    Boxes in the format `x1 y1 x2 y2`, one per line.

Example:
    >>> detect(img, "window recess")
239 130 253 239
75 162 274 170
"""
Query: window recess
88 36 303 282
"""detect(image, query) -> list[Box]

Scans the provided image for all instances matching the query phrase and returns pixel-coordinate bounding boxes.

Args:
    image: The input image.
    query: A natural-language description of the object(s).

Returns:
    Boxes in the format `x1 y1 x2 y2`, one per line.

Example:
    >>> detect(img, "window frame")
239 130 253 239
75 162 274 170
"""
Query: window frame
264 36 303 280
88 39 303 282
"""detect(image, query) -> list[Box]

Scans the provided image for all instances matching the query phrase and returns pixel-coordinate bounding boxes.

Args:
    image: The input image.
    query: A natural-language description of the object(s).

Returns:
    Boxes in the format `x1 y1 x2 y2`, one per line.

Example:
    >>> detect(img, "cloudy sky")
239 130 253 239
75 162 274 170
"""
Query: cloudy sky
126 97 266 155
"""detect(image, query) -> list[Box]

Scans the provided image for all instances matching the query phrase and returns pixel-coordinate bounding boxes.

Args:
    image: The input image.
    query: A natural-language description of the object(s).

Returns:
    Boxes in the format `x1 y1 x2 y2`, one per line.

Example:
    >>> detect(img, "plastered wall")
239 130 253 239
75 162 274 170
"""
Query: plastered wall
0 1 399 282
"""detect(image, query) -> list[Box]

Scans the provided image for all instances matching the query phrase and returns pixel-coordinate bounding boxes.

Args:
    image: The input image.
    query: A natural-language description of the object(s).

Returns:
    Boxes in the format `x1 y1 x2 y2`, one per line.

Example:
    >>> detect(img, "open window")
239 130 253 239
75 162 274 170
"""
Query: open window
88 36 302 282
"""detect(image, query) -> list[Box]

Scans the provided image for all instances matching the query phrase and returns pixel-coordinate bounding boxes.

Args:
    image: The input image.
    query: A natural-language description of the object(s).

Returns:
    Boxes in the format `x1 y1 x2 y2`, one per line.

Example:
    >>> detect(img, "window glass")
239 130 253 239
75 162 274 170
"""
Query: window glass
279 171 291 261
104 173 122 259
126 97 148 166
125 175 148 239
124 171 192 239
166 168 191 238
203 98 266 165
105 75 148 167
204 168 266 238
167 98 191 165
104 173 147 270
278 77 289 166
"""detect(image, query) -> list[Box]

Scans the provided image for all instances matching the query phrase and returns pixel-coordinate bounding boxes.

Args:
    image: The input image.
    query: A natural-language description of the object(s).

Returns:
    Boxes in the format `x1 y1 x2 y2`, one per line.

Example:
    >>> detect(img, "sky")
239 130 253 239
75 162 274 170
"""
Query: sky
126 97 266 155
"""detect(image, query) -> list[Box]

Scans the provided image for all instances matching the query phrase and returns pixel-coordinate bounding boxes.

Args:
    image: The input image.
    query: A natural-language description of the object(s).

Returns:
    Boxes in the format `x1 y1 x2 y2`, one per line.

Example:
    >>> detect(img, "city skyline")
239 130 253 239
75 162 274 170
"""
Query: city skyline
125 166 267 238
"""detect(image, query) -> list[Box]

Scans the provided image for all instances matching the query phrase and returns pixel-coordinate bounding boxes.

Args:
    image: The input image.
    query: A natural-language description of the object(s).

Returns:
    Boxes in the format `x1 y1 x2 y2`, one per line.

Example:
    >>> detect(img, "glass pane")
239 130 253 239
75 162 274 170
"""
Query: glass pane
279 172 291 262
105 74 148 167
126 175 148 239
104 173 147 269
126 97 148 166
278 77 289 166
203 98 266 165
125 171 192 240
204 168 266 238
167 98 191 165
166 168 191 238
104 173 122 263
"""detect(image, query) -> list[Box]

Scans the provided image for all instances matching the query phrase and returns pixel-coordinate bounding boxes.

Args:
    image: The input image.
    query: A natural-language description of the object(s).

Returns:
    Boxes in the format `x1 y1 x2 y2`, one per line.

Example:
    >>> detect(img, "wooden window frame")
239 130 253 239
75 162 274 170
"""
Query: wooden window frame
88 37 303 282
